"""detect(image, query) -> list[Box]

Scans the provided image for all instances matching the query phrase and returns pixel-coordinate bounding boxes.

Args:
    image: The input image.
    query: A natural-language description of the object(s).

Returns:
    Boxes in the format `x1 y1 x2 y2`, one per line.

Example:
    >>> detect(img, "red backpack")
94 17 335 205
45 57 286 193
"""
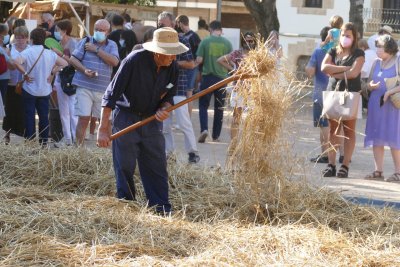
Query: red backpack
0 54 7 75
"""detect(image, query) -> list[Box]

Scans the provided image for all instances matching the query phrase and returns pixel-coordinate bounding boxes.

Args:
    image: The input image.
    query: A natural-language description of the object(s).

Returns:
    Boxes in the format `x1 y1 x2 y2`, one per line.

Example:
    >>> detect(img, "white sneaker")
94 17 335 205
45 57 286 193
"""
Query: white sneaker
198 130 208 143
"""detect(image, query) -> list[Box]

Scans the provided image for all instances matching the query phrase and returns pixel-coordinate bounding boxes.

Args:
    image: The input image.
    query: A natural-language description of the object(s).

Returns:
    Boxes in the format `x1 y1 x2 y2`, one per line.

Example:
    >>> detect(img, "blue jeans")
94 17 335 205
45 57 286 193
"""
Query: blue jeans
112 108 171 213
199 74 226 139
22 90 50 144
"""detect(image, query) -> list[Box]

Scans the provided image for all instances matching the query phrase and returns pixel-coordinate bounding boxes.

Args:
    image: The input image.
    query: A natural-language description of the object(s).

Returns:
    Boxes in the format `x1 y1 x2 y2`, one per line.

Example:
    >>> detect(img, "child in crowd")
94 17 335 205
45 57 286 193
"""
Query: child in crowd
320 15 343 52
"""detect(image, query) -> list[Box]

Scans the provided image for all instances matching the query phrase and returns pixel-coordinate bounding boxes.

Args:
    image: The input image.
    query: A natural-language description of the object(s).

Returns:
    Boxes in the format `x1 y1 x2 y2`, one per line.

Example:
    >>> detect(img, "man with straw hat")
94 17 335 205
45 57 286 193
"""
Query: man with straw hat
97 27 188 214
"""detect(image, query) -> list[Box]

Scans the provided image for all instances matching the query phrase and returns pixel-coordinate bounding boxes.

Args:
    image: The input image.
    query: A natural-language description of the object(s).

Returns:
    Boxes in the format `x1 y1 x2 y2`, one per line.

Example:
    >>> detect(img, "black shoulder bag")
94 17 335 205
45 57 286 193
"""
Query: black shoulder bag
60 37 90 96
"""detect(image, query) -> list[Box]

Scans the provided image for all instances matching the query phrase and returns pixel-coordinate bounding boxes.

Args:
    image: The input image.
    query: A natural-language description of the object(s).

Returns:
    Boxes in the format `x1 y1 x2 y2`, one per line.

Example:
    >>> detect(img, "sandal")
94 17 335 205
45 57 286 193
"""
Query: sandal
364 171 384 180
337 165 349 178
385 173 400 183
322 164 336 177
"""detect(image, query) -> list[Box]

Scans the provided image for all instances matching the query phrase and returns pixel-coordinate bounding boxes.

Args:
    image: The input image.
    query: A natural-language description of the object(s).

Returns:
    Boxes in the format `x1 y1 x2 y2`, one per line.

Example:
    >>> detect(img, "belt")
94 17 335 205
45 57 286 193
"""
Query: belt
116 106 153 118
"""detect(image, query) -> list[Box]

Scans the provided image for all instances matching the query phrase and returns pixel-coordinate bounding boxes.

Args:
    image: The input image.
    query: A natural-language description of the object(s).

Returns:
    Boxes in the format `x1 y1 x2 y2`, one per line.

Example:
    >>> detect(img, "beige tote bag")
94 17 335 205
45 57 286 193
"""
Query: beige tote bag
384 56 400 109
322 72 361 121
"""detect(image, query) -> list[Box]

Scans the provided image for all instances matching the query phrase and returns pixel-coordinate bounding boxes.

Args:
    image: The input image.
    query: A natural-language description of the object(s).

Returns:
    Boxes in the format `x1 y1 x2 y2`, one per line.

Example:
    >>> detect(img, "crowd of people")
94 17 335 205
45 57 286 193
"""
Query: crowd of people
3 10 398 213
307 15 400 183
0 11 264 214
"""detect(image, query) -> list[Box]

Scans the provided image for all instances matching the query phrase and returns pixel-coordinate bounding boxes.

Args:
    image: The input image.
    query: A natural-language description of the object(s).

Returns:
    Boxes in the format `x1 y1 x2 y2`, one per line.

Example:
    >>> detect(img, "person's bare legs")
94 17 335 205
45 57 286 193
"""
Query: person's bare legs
338 124 345 158
373 146 385 172
341 119 357 167
327 119 341 166
390 148 400 173
76 116 90 146
89 116 97 135
320 126 330 156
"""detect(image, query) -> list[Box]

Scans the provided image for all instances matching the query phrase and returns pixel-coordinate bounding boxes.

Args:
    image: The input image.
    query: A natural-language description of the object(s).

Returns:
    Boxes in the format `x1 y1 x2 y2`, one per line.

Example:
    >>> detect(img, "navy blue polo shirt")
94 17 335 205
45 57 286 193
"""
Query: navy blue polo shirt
102 49 178 115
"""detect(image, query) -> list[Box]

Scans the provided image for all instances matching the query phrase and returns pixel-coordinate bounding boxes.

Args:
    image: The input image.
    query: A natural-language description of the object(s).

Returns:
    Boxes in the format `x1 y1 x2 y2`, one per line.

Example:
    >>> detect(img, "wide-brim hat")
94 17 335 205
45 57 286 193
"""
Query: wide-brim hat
380 25 393 34
143 27 188 55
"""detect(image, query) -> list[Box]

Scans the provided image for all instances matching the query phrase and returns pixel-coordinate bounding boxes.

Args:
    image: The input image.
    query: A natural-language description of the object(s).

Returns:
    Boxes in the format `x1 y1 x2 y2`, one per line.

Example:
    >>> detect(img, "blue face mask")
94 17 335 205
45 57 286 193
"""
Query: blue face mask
119 39 125 47
2 34 10 44
54 31 62 41
93 31 106 42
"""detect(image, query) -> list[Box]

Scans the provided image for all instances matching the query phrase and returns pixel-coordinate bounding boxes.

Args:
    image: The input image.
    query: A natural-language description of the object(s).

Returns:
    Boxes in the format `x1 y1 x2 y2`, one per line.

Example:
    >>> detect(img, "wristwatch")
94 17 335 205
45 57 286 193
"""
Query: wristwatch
96 47 100 54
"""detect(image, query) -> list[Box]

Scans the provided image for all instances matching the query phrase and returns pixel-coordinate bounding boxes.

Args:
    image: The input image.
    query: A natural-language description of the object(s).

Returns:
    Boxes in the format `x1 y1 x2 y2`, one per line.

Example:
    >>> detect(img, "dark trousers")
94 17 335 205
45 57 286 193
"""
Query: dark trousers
112 109 171 213
198 74 226 139
22 90 50 144
0 79 8 103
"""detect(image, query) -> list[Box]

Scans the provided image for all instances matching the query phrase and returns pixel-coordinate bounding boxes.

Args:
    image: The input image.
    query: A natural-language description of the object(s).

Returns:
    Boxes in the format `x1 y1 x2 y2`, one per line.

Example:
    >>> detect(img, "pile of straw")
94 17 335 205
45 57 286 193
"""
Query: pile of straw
0 44 399 265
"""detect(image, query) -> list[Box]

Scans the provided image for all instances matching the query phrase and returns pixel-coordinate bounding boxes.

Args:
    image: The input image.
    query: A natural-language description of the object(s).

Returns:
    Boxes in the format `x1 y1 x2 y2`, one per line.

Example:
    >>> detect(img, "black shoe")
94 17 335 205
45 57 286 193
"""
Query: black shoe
310 155 329 163
188 152 200 163
322 164 336 177
337 164 349 178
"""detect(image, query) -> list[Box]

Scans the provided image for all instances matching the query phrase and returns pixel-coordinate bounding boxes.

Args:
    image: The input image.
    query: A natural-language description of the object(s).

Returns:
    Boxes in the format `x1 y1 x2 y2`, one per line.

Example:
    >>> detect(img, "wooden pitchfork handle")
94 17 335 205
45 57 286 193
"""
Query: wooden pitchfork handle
110 74 255 140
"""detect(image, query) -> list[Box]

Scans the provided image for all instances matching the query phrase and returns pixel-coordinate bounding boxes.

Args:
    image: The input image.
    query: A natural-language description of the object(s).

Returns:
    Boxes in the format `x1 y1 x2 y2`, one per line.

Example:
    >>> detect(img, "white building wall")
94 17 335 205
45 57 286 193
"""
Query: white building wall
277 1 350 36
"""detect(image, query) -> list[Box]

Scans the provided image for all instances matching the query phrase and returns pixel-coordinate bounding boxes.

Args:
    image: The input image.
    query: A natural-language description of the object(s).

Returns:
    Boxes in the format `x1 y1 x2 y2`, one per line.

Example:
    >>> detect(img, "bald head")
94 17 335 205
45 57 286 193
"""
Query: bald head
95 19 111 33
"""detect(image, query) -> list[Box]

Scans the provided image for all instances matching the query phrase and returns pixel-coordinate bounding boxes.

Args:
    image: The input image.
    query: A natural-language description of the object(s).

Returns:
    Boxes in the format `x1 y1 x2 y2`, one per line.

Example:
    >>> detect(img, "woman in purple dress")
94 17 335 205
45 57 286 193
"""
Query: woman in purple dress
364 34 400 183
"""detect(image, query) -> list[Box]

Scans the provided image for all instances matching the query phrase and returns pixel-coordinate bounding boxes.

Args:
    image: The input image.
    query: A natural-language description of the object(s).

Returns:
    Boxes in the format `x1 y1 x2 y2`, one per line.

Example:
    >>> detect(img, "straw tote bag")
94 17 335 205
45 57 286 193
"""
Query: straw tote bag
384 56 400 109
15 48 45 95
322 72 361 121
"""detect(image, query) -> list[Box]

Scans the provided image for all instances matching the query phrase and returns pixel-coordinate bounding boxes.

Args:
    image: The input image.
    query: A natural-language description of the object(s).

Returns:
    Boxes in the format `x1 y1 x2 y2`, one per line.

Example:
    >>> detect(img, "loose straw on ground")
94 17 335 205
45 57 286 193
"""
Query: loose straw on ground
0 42 399 265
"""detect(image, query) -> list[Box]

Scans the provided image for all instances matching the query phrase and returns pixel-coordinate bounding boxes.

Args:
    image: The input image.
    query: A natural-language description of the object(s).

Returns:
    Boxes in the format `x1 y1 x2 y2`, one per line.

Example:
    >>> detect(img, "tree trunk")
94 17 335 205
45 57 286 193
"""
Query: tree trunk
349 0 364 38
243 0 279 40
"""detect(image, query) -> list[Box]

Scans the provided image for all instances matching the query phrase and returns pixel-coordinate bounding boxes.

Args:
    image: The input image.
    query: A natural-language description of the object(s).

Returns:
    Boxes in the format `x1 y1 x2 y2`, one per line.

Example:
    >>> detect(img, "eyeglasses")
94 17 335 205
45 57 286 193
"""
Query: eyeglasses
376 44 384 48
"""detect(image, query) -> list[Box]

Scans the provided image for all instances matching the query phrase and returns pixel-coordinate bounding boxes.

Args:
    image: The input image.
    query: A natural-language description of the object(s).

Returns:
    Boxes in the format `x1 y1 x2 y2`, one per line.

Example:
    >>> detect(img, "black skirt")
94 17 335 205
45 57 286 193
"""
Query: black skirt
2 85 25 137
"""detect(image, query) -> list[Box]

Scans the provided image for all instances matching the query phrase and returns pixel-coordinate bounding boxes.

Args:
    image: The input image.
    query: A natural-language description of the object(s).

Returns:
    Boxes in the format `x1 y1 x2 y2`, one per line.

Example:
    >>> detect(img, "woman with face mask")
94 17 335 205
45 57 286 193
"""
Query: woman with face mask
363 35 400 182
2 26 29 144
321 22 365 178
52 19 78 146
119 29 137 60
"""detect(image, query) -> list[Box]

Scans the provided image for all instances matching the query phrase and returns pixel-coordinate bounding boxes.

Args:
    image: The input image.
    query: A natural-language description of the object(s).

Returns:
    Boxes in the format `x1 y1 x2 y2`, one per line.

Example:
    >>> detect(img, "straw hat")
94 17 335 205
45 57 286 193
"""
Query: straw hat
143 27 188 55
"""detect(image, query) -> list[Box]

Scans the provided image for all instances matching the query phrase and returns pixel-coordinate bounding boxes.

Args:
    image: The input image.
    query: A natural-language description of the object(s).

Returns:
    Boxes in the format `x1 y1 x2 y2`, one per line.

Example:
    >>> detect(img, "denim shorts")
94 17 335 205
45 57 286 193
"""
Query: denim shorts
313 102 329 127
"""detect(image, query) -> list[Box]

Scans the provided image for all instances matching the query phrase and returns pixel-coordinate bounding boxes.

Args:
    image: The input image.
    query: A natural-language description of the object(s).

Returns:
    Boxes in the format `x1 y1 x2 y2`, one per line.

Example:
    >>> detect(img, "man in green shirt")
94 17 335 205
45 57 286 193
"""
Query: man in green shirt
196 20 232 143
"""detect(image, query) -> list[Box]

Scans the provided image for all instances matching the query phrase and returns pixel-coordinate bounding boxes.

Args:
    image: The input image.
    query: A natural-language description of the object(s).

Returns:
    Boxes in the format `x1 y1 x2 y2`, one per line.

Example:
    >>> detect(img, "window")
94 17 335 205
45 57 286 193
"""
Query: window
305 0 322 8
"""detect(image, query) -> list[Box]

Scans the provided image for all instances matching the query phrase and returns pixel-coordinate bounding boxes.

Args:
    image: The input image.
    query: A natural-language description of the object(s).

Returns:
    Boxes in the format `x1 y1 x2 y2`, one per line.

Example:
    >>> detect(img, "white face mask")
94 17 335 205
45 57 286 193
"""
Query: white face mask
2 34 10 44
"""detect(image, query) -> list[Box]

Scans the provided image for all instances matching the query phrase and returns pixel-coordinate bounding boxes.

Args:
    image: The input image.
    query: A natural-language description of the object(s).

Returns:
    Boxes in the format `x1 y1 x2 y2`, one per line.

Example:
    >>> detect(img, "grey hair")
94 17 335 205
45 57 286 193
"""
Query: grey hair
158 11 175 22
42 13 54 22
376 34 398 55
0 23 9 35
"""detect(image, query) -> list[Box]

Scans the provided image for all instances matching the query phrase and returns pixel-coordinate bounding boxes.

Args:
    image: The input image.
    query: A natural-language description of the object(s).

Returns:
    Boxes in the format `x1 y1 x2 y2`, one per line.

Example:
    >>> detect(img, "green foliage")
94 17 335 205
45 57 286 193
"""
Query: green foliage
90 0 156 7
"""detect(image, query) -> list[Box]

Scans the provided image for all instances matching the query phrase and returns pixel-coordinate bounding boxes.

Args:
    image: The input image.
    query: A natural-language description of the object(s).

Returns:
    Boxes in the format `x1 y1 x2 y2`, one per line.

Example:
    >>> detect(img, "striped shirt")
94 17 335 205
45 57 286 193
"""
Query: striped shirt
71 37 119 92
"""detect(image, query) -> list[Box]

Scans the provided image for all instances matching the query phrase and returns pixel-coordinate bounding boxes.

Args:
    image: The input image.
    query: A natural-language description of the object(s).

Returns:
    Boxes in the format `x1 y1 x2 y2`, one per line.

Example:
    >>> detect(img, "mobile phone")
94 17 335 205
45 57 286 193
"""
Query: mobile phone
380 95 384 107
